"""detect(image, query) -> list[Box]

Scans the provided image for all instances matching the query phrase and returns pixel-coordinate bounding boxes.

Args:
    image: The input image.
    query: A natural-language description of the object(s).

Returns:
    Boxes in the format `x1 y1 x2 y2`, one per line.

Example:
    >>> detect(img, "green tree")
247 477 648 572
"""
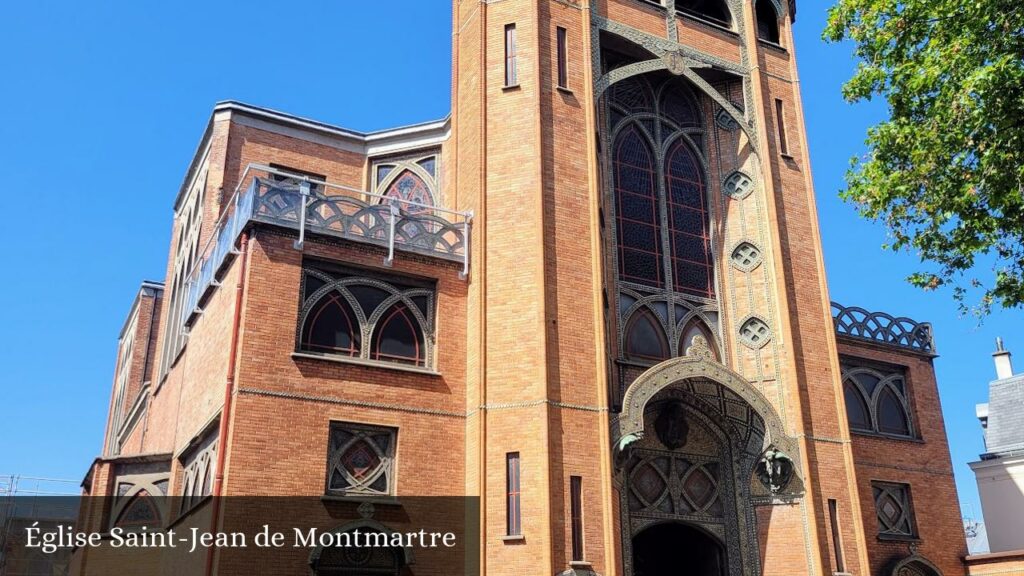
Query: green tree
823 0 1024 315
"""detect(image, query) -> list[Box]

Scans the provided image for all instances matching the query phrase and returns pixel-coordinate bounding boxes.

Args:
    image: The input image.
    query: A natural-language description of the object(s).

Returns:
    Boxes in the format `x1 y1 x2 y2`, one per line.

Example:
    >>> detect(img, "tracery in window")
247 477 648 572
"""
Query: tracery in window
298 263 435 369
326 422 396 496
371 303 424 366
608 76 713 300
614 126 662 288
624 308 670 361
384 170 434 214
756 0 781 44
180 429 217 515
301 294 361 356
872 482 916 537
158 167 207 381
676 0 733 28
665 138 713 298
842 364 914 438
109 467 169 530
679 318 717 361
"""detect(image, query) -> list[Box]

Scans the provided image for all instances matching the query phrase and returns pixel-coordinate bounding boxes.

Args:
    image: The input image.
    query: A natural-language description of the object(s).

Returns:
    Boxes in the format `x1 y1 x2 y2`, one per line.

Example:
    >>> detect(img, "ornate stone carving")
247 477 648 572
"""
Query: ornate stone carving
684 334 715 361
738 316 772 349
723 171 755 200
730 242 763 272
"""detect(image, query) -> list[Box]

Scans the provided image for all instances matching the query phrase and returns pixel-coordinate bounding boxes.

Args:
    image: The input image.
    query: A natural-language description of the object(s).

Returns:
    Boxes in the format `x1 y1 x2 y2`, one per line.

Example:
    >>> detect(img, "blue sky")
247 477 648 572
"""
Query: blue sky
0 0 1014 523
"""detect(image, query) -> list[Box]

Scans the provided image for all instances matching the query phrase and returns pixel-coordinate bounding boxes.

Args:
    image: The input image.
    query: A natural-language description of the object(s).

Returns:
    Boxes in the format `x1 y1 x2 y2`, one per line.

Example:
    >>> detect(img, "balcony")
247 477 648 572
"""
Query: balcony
181 163 472 328
831 302 935 354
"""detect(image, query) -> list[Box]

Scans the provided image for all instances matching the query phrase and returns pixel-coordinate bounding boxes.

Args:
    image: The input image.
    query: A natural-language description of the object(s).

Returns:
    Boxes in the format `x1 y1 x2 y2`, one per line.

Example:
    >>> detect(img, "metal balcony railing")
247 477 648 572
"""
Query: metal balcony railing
830 302 935 354
180 163 472 328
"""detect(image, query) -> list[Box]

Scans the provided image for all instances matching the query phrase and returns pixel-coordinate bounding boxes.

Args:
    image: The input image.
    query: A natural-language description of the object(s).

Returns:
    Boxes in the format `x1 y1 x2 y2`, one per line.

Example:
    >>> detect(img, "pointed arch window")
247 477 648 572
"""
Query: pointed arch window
665 139 714 299
624 309 670 361
302 294 361 357
372 303 426 366
384 170 434 214
298 262 435 370
679 318 718 360
614 126 663 288
841 364 914 438
756 0 781 44
607 76 713 300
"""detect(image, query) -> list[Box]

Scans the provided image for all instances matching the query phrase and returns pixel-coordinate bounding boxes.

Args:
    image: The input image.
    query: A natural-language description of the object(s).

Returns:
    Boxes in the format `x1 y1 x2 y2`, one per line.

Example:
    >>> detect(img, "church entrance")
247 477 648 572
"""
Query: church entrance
633 522 726 576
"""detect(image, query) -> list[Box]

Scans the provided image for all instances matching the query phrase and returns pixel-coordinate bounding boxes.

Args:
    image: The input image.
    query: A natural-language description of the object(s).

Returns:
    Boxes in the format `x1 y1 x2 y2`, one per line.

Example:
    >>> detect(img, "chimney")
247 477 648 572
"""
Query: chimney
993 337 1014 380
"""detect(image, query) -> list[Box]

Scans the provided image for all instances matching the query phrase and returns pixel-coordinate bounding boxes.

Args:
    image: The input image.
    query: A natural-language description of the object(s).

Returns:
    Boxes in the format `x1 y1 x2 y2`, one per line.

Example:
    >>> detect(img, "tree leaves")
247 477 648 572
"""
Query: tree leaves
824 0 1024 316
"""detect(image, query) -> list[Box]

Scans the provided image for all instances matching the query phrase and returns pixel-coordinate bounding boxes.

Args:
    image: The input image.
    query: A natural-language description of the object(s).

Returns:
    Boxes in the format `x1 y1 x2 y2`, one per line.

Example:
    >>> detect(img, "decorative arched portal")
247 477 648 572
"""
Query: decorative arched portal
613 355 802 576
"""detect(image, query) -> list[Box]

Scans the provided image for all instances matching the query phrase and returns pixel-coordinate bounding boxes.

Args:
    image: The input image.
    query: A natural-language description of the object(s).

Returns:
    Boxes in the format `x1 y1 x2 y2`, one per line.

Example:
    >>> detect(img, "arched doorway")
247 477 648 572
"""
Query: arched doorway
633 522 726 576
613 356 804 576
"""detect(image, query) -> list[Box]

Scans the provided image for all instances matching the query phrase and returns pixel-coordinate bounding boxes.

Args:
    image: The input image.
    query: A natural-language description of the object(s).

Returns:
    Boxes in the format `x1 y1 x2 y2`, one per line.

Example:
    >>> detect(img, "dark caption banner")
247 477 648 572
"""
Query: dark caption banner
0 496 480 576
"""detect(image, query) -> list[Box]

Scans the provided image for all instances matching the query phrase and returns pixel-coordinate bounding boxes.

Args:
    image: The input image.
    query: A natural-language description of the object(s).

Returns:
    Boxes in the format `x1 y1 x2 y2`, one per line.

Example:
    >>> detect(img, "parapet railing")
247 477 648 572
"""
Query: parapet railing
180 163 472 328
830 302 935 354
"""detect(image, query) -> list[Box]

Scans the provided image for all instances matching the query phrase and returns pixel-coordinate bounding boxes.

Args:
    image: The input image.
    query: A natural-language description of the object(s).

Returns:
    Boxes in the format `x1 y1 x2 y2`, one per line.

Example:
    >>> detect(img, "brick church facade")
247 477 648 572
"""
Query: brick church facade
75 0 975 575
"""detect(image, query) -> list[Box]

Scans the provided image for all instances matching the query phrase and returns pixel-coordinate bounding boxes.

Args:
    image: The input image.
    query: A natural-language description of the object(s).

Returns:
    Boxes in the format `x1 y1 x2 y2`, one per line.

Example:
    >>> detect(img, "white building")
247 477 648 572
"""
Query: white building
970 338 1024 553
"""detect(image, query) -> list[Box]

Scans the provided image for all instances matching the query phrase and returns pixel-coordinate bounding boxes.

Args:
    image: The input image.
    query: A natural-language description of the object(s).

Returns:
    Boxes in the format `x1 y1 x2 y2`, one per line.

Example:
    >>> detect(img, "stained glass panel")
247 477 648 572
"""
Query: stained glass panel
614 126 663 288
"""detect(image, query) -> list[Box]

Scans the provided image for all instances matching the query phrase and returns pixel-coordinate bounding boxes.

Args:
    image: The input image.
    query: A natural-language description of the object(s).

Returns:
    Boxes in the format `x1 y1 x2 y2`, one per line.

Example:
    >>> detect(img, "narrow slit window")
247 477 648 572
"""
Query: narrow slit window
828 498 845 573
775 99 790 156
556 27 568 89
505 24 518 87
506 452 522 536
570 476 583 562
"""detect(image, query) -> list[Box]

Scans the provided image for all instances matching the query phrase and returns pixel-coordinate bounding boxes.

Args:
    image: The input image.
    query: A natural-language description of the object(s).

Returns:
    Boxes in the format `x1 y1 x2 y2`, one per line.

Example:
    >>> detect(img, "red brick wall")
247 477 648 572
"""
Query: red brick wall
840 338 968 576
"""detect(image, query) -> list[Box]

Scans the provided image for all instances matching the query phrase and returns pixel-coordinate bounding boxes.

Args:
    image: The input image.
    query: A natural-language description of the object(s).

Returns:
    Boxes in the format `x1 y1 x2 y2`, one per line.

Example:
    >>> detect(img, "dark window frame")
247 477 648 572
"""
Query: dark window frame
506 452 522 536
570 476 584 562
505 24 519 87
872 481 918 539
755 0 781 44
325 421 398 497
774 98 790 156
556 26 568 90
297 260 436 370
841 360 916 440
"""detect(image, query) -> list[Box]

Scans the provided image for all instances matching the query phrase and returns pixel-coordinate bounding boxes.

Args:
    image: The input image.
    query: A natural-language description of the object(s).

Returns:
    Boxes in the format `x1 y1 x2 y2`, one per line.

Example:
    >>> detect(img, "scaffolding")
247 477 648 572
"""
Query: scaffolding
0 475 79 576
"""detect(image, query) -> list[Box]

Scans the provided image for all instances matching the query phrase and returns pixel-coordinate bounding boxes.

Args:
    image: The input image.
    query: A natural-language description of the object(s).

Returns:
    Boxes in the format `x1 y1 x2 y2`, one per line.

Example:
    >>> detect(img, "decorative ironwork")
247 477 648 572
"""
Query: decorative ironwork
250 177 467 261
176 164 470 336
831 302 935 353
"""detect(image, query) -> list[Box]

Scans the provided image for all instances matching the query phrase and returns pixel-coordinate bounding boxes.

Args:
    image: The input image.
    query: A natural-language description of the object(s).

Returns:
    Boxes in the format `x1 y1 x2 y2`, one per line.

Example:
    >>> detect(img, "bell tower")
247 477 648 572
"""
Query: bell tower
450 1 613 575
451 0 872 573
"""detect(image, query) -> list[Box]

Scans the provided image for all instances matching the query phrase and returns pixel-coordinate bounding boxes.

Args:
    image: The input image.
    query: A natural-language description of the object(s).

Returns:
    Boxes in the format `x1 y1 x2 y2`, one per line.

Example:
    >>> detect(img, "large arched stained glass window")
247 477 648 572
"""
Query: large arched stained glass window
665 139 714 299
614 126 663 288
